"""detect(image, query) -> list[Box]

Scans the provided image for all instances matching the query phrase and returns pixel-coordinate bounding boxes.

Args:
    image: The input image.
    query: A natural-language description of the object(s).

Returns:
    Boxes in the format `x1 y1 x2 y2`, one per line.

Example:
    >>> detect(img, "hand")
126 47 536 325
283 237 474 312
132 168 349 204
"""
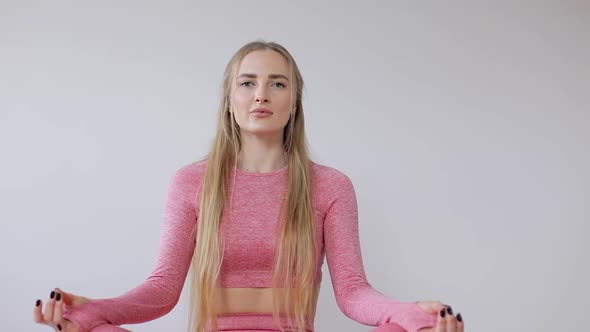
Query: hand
416 300 464 332
33 288 90 331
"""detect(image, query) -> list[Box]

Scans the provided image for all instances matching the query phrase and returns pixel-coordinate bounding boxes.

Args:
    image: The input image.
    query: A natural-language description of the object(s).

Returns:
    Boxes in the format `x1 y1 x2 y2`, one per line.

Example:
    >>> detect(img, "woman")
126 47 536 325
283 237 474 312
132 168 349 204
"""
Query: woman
33 41 465 332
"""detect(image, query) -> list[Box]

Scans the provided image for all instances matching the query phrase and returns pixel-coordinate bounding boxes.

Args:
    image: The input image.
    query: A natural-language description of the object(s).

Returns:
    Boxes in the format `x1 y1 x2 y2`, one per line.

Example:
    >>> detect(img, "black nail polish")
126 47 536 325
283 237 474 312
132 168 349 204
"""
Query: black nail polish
36 299 41 307
446 306 453 315
56 293 62 301
50 291 55 299
440 309 446 317
457 313 463 322
57 323 62 330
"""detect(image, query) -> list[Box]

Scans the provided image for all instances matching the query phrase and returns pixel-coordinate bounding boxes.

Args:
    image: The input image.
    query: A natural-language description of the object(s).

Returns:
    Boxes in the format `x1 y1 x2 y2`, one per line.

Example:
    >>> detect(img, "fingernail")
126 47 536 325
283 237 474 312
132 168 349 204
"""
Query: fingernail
56 293 62 301
50 291 55 299
57 323 62 330
440 309 446 317
35 299 41 307
457 313 463 322
446 306 453 315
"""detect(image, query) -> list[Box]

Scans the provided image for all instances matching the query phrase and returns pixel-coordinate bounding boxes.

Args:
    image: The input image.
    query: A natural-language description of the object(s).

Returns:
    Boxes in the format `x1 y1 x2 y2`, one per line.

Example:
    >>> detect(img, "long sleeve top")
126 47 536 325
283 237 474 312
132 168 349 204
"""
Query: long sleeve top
63 160 437 332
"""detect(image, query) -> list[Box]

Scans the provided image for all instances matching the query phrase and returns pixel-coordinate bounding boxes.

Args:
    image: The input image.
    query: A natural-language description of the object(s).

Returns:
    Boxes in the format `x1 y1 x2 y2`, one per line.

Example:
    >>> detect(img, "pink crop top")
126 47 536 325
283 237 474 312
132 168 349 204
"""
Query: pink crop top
63 160 437 332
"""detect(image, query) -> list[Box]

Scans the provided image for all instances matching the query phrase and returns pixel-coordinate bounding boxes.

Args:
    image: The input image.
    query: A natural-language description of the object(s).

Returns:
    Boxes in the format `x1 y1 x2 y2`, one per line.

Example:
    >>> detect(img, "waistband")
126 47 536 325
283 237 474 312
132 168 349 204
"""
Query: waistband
215 313 314 332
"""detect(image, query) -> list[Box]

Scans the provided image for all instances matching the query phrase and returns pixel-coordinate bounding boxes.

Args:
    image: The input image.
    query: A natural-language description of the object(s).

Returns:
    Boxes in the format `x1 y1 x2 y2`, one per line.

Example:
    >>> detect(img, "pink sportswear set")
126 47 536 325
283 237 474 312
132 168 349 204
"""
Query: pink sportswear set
63 161 437 332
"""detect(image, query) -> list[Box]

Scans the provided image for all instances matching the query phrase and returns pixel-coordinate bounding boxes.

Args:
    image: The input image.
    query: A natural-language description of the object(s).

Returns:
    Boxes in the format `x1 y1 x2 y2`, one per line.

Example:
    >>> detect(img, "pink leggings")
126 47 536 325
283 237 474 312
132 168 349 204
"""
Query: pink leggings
369 323 407 332
88 322 406 331
89 325 130 331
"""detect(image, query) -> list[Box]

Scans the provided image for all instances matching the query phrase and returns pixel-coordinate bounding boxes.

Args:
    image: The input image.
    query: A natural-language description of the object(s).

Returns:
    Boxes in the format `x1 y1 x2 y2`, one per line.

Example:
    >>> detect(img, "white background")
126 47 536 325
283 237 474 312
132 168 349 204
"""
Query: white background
1 1 588 331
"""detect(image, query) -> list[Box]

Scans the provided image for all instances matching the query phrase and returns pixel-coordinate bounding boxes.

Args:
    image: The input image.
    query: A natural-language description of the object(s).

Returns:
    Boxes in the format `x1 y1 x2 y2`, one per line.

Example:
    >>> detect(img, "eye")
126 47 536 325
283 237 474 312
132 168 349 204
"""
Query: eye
273 82 286 88
240 81 254 87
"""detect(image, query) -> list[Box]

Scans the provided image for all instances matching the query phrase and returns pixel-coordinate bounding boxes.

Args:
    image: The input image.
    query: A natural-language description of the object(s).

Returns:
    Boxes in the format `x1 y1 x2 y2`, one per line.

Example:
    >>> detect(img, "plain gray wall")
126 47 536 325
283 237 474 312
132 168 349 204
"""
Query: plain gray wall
1 1 588 331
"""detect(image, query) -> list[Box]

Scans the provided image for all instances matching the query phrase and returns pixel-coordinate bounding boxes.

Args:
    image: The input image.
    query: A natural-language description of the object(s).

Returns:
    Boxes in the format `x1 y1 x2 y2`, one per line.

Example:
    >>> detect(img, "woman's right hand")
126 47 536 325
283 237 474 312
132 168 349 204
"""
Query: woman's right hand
33 288 90 331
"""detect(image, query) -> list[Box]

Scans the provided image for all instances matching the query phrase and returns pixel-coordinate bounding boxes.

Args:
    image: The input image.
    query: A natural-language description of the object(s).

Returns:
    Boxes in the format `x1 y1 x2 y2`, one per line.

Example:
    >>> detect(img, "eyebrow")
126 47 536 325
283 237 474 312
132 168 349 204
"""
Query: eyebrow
237 73 289 81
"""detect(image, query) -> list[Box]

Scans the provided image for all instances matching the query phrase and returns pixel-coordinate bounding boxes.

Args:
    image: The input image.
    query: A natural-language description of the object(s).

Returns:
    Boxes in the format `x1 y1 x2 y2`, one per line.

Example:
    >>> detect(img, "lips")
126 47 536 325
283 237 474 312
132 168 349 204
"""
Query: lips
250 108 273 114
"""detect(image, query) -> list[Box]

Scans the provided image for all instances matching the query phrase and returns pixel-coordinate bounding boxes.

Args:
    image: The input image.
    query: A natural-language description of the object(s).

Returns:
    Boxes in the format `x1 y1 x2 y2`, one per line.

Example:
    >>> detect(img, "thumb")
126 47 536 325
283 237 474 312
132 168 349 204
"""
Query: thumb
55 288 88 307
416 301 447 315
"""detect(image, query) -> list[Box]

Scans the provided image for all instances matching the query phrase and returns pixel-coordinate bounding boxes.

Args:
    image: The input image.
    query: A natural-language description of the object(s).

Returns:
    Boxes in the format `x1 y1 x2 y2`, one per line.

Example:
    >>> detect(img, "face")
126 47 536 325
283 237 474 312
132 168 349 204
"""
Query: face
230 49 293 139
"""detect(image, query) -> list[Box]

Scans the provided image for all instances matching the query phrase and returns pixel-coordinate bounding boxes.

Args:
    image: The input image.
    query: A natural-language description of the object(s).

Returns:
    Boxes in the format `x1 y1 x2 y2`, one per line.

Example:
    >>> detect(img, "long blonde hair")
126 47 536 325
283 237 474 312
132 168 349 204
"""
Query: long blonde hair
188 40 316 332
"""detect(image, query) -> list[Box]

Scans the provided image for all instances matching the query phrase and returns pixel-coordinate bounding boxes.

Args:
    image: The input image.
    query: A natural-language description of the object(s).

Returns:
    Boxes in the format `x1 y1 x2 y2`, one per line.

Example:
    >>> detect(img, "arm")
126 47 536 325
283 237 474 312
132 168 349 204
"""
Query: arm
63 166 199 332
323 174 437 332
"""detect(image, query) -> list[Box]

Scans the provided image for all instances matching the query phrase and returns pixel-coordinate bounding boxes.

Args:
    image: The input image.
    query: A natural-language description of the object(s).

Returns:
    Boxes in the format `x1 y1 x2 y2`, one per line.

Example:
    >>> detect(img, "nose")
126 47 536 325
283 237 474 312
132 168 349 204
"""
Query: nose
255 86 269 103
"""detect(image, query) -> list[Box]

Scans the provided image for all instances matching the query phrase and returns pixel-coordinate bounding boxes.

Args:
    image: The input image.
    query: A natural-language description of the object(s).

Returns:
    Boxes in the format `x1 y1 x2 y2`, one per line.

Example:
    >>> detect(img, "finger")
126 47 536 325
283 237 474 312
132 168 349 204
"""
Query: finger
55 288 75 306
430 301 445 309
53 292 64 324
445 307 457 332
417 300 447 315
43 290 57 323
431 301 446 314
33 299 48 325
456 313 464 332
445 305 453 315
437 308 447 332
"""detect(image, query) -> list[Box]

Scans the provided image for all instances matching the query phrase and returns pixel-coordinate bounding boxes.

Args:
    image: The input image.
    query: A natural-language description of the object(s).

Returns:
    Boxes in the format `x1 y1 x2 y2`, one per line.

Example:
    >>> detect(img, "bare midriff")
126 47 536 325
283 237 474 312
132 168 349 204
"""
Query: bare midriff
215 287 320 316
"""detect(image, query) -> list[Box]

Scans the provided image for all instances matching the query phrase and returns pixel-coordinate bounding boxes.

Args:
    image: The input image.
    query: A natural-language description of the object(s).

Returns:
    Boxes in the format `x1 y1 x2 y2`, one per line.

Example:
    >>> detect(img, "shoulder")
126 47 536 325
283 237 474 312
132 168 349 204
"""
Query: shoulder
311 161 353 184
310 161 356 197
310 162 358 220
175 159 208 179
168 159 208 193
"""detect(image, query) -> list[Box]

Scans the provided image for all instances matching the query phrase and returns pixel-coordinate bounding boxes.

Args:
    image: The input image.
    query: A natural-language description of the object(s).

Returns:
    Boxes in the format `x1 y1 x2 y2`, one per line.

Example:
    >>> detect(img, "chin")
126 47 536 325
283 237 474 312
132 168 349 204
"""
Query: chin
242 126 285 137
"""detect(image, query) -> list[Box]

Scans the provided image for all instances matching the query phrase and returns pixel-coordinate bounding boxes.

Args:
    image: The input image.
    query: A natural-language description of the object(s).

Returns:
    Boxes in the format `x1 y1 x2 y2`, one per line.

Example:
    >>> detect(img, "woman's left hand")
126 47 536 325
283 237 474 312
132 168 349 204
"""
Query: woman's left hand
416 300 464 332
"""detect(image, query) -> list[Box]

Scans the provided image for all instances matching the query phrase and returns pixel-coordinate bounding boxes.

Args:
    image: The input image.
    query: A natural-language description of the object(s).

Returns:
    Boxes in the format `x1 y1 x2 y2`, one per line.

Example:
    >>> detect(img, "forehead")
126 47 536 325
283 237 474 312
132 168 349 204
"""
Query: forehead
237 49 289 76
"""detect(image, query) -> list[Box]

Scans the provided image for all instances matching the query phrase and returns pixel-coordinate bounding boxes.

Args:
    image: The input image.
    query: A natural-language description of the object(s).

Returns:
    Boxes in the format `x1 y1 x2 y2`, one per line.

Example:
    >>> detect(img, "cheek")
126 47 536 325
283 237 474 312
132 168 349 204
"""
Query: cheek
232 89 250 108
274 92 292 111
230 90 251 127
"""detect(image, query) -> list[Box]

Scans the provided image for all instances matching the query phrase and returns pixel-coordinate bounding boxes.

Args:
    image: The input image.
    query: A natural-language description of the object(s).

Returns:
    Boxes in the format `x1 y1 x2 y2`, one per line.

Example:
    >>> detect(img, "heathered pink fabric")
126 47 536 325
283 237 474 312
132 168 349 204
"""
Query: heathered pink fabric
63 160 437 332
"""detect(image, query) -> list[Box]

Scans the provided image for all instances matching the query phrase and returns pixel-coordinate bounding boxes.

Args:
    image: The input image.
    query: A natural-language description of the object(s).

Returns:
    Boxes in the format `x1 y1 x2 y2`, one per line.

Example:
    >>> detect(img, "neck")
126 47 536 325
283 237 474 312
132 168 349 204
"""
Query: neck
237 133 287 173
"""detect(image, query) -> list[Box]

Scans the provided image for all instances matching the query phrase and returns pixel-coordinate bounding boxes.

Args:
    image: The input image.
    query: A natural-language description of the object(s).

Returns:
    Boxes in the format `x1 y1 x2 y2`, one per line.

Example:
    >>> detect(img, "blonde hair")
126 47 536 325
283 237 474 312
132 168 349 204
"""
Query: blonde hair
188 40 316 332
